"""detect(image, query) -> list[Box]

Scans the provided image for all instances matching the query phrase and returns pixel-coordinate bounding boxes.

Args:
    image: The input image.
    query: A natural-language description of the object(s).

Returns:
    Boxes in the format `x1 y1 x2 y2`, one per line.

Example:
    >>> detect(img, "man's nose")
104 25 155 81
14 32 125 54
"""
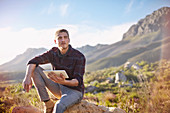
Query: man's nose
61 37 65 41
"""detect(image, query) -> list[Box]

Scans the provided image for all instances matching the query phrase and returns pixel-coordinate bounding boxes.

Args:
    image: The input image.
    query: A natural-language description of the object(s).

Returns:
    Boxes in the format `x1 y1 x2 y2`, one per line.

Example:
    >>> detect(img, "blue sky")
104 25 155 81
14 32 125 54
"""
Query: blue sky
0 0 170 65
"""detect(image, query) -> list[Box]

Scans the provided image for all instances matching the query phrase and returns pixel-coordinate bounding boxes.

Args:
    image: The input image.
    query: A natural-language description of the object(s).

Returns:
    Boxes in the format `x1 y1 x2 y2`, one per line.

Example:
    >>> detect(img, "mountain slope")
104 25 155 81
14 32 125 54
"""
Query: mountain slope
0 48 47 72
87 36 170 71
129 36 170 63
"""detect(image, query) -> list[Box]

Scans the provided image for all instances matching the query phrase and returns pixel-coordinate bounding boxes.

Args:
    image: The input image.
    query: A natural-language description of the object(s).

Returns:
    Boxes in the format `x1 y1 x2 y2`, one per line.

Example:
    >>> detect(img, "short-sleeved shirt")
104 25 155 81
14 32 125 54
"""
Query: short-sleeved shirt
28 45 86 94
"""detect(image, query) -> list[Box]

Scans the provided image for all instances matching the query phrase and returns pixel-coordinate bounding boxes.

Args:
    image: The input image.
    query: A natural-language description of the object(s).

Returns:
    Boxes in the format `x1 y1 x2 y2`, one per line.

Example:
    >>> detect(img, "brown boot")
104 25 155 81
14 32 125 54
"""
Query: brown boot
44 100 55 113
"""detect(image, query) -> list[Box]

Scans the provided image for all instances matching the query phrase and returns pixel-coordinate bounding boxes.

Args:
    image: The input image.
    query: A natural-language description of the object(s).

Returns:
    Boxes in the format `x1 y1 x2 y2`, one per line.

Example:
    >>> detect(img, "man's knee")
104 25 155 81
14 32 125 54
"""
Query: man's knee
54 101 67 113
34 66 42 73
32 66 44 77
32 66 45 87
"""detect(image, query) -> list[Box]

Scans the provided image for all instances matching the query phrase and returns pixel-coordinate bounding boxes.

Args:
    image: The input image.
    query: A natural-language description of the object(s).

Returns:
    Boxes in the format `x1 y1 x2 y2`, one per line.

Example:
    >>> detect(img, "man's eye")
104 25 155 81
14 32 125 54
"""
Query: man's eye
58 37 62 40
64 36 68 39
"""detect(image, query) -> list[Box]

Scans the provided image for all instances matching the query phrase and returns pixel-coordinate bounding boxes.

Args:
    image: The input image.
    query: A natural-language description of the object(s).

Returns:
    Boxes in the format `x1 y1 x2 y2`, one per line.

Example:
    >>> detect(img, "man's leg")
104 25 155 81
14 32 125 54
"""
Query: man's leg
53 85 83 113
32 66 61 101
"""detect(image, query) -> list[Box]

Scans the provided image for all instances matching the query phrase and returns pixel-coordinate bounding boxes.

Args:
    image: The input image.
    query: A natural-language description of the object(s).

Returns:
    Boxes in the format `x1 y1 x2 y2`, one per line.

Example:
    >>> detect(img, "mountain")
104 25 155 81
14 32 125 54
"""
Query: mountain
0 7 170 72
123 7 170 39
0 48 47 72
85 7 170 71
77 44 108 54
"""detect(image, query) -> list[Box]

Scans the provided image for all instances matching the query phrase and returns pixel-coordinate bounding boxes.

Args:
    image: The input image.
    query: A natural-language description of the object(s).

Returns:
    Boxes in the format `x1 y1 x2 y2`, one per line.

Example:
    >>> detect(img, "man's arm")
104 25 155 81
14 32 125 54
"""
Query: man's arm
63 79 79 86
22 64 36 92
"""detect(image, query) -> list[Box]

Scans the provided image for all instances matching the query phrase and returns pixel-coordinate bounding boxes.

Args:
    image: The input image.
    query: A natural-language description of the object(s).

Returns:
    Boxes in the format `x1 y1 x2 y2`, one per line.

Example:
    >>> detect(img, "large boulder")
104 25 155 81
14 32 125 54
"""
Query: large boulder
85 85 98 93
12 105 41 113
65 100 125 113
12 100 126 113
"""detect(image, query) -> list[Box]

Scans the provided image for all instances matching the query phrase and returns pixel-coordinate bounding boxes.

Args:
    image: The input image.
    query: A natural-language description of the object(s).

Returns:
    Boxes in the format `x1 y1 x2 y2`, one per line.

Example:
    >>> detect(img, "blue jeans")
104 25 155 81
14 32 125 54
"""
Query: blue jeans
32 66 83 113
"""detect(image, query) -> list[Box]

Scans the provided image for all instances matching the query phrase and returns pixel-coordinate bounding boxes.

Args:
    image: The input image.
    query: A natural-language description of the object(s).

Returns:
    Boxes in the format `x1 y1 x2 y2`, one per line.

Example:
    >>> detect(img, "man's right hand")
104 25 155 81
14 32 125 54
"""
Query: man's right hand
22 76 32 92
22 64 36 92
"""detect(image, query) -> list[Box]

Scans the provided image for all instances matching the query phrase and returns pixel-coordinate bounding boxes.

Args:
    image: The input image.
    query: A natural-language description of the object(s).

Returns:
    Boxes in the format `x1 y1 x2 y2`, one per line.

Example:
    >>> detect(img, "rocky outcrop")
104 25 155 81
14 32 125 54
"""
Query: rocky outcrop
124 62 141 70
12 100 126 113
12 105 41 113
85 85 98 93
123 7 170 39
65 100 126 113
115 71 127 83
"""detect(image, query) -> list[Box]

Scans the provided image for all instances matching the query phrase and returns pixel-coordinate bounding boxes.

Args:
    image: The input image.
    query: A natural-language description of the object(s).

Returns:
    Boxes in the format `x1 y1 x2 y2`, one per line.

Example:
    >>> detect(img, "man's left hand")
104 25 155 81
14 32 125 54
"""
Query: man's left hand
48 72 66 84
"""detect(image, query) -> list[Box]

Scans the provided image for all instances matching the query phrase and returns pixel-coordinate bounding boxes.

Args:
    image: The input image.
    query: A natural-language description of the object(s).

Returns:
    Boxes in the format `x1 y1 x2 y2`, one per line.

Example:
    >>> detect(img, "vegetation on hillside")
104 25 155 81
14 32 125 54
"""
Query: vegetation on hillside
84 60 159 112
0 60 170 113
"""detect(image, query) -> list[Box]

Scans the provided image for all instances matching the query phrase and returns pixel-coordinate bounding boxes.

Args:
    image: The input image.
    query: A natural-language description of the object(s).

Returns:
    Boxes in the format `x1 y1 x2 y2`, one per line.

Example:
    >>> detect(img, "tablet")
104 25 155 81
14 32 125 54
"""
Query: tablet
43 70 69 78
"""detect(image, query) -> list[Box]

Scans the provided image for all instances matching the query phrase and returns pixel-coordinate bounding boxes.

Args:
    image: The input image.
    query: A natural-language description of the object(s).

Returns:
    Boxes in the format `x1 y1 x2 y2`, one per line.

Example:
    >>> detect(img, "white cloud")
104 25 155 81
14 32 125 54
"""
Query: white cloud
40 2 56 15
48 2 56 14
0 27 56 65
0 22 134 65
60 4 69 16
125 0 134 13
69 23 135 47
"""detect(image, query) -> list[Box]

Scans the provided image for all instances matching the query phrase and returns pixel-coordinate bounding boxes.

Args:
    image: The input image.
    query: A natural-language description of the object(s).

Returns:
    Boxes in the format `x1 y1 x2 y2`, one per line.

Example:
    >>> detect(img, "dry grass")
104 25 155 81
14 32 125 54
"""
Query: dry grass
140 60 170 113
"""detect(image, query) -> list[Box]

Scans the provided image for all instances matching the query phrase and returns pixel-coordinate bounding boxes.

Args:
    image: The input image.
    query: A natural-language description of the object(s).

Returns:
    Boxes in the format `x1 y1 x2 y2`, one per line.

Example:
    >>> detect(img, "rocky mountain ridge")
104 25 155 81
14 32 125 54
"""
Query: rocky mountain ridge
123 7 170 39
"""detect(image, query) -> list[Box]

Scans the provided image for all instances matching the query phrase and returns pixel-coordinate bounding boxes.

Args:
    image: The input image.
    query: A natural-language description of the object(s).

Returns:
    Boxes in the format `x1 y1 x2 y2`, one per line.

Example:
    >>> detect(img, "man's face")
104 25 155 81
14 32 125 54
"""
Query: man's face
56 32 70 49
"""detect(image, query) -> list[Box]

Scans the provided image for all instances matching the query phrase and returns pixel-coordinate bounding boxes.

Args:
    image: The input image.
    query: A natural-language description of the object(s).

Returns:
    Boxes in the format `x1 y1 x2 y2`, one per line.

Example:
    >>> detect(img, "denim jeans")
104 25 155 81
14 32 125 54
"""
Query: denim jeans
32 66 83 113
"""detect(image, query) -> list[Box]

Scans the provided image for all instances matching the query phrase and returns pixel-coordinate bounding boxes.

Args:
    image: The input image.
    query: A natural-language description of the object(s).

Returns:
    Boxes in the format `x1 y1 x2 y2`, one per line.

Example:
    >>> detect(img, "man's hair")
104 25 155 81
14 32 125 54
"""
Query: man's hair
55 29 69 38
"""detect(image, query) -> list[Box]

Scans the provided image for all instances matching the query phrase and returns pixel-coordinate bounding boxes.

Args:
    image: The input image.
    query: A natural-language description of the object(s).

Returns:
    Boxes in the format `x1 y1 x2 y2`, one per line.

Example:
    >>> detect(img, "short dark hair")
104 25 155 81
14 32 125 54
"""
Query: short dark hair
55 29 69 38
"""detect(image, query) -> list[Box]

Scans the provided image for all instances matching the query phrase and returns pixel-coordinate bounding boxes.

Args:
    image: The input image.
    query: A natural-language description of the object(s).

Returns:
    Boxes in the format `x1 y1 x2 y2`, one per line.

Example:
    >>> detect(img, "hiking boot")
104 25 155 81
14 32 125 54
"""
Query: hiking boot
44 100 55 113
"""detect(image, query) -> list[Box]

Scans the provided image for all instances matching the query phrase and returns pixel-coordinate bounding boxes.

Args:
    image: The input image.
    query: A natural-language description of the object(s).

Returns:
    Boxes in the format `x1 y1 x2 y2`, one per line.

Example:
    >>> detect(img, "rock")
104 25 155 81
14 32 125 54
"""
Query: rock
12 100 126 113
132 64 141 70
85 85 98 93
12 105 41 113
124 62 133 69
108 107 126 113
64 100 126 113
115 71 127 83
124 62 142 70
106 77 114 83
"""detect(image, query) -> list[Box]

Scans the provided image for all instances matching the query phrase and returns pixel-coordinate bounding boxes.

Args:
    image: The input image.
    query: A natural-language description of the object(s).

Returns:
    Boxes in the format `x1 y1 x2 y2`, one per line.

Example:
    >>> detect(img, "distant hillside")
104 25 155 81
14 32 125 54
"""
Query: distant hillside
87 36 170 71
0 48 47 72
77 44 108 55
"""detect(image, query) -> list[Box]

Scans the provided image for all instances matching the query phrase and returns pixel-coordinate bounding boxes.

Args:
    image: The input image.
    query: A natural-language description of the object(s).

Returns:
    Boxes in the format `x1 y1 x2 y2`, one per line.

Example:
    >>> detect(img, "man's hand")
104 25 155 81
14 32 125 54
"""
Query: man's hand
48 72 66 84
47 72 79 86
22 76 32 92
22 64 36 92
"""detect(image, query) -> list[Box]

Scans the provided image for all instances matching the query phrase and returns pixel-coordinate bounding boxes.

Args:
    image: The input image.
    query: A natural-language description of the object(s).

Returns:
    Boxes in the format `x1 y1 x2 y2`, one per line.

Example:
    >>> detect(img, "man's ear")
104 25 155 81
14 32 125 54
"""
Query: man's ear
68 38 70 43
54 39 56 44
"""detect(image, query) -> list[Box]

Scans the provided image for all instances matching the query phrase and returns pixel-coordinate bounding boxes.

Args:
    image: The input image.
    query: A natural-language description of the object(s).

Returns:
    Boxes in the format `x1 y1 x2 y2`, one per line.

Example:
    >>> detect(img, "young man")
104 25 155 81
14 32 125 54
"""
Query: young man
22 29 86 113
